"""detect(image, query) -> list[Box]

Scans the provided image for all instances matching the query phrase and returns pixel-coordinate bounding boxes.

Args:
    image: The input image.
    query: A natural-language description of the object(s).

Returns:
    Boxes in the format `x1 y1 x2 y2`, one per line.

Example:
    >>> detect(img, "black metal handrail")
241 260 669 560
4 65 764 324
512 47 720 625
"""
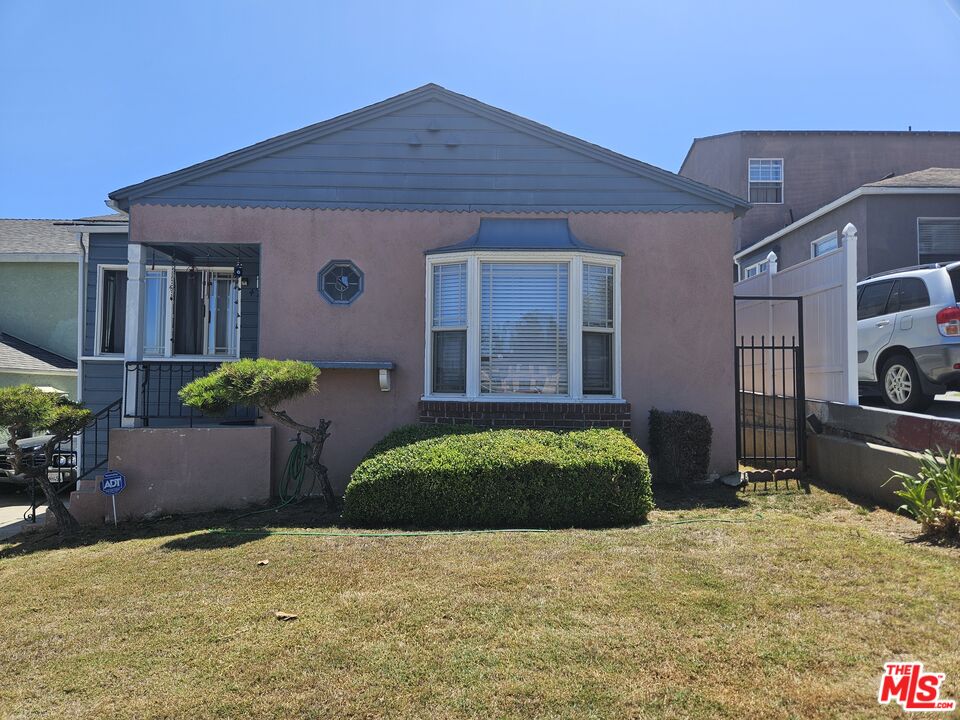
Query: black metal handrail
124 360 258 427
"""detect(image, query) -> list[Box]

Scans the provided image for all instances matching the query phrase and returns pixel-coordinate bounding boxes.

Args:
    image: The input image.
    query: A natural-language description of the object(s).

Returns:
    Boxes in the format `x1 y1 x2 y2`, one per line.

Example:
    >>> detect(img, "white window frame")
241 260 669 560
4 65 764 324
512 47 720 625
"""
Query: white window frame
741 260 769 280
810 231 840 258
93 263 241 360
423 251 622 402
747 158 784 205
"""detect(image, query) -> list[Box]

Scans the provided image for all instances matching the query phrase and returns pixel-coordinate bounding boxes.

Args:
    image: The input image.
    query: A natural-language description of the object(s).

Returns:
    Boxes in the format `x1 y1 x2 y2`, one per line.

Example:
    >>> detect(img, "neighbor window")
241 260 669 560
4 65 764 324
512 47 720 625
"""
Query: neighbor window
811 231 839 258
918 217 960 264
97 266 239 357
742 260 769 279
427 254 619 399
748 159 783 204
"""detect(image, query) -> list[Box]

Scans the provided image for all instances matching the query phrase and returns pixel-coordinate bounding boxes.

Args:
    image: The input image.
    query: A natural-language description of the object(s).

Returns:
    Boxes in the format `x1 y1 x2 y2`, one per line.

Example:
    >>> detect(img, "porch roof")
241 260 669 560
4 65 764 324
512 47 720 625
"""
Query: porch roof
140 242 259 266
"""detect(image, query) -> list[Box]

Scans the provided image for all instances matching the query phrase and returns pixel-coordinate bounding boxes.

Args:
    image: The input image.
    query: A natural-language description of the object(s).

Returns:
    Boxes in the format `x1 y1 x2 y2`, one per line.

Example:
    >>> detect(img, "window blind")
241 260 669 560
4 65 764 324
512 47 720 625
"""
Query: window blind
480 262 568 395
582 263 613 394
919 218 960 263
432 262 467 393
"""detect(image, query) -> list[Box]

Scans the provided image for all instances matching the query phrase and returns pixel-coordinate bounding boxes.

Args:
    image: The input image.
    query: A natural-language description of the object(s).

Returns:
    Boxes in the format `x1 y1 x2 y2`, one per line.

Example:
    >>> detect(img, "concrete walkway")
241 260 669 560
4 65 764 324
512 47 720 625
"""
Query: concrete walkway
0 491 45 540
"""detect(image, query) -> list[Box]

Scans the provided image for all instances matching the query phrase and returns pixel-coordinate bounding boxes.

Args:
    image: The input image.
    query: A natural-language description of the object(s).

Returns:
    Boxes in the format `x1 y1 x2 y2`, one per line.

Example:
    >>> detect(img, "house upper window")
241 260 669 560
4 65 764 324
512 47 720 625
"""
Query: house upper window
97 266 239 357
427 253 620 399
811 231 839 258
742 260 769 279
748 159 783 204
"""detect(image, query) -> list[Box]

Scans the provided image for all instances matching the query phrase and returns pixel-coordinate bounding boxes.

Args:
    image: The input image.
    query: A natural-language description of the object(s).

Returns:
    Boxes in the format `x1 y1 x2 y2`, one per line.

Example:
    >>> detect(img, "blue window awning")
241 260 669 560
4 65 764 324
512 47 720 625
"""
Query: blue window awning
425 218 623 256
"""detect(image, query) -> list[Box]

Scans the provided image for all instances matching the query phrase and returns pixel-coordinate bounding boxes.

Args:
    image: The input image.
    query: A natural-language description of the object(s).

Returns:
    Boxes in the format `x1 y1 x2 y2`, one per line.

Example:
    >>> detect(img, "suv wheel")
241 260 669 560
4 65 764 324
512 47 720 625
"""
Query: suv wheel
880 354 932 412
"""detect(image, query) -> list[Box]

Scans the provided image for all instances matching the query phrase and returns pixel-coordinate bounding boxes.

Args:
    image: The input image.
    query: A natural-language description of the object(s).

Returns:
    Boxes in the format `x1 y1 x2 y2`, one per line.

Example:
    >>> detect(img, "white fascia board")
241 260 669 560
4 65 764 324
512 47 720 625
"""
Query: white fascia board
63 224 128 234
0 253 83 263
734 186 960 260
0 366 78 377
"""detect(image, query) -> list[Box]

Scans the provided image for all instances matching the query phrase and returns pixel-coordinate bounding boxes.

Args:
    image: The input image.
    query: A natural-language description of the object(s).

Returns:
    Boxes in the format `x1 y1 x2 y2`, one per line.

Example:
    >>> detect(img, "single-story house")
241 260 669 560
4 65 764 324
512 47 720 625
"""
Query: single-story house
735 168 960 280
0 219 86 396
69 84 750 520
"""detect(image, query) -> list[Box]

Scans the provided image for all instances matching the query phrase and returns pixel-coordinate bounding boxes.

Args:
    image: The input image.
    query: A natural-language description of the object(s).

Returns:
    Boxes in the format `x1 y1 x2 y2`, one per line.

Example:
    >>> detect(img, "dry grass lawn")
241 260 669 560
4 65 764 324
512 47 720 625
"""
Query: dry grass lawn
1 483 958 719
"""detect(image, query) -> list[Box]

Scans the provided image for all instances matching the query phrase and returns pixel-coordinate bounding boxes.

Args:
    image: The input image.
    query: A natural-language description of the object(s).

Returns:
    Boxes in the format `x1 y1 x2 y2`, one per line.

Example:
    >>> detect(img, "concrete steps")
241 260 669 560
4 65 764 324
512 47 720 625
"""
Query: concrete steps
58 477 106 526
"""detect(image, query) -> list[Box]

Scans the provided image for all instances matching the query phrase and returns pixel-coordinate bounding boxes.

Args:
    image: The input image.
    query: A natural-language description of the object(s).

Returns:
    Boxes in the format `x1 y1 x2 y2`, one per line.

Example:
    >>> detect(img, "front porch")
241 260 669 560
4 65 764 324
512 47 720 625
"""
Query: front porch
119 240 261 427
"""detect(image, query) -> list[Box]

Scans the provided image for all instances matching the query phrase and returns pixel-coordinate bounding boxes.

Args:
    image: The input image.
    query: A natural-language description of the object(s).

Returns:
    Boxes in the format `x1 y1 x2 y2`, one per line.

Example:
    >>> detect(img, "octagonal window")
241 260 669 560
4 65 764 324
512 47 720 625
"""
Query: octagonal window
318 260 364 305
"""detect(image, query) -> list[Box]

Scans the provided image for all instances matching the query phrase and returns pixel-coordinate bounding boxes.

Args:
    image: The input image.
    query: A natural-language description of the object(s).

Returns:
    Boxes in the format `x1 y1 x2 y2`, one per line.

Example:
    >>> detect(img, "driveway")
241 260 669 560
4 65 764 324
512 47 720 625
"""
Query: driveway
0 489 45 540
860 393 960 420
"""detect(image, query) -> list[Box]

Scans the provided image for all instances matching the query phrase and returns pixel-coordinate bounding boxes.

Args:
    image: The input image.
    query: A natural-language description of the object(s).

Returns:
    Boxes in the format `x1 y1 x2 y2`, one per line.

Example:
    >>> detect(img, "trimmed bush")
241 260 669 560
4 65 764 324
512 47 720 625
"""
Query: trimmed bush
344 427 652 529
362 423 480 460
648 408 712 486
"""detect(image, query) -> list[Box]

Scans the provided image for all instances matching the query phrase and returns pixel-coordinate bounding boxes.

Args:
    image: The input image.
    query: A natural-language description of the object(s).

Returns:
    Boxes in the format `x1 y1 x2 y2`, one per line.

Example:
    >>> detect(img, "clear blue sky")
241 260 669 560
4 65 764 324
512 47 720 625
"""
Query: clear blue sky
2 0 959 218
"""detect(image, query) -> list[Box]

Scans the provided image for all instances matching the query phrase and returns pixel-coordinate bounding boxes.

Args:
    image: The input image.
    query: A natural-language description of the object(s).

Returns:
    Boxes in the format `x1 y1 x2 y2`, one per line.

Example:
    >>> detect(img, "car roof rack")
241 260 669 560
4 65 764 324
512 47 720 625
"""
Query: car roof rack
863 262 960 281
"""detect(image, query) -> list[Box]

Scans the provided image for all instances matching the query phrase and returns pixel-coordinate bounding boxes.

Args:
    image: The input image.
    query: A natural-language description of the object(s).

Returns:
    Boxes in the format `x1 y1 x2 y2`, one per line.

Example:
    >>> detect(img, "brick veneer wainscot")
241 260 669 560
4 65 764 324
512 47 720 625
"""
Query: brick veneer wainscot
418 400 631 434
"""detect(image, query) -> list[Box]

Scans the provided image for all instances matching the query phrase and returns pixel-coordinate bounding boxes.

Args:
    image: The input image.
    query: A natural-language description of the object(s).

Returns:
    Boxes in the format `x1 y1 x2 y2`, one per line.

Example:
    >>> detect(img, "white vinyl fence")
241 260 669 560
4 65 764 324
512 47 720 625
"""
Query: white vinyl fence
735 224 858 404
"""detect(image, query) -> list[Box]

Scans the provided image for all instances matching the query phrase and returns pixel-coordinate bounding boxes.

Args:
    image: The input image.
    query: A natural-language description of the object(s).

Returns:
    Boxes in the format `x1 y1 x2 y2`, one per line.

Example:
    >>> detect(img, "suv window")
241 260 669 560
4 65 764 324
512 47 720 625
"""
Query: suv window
950 269 960 304
858 280 895 320
887 278 930 313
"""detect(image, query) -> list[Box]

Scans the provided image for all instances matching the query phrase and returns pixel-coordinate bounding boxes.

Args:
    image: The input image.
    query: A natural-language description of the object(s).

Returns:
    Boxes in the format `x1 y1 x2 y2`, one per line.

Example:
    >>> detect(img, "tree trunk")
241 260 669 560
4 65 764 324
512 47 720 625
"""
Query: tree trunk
7 432 79 535
262 406 337 508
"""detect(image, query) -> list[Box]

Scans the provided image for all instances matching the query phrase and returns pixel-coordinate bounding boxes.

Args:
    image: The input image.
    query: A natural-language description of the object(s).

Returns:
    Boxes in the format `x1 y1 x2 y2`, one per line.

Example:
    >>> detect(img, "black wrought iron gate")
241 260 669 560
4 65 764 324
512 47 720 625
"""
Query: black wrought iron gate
734 295 806 471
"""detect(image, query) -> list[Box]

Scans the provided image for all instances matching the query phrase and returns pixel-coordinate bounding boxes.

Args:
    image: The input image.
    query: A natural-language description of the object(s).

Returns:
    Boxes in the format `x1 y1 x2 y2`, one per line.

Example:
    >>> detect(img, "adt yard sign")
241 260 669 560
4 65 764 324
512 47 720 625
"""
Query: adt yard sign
100 470 126 525
100 471 125 495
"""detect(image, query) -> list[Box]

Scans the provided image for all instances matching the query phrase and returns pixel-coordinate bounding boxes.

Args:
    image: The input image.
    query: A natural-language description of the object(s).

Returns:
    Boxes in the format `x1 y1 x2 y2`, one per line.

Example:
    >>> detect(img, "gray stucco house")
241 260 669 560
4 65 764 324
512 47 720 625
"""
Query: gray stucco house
734 168 960 280
679 130 960 263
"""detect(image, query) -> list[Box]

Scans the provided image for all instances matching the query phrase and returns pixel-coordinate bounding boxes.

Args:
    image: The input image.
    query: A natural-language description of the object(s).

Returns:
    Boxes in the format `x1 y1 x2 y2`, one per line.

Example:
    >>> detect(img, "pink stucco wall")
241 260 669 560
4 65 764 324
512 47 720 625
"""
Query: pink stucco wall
131 205 737 489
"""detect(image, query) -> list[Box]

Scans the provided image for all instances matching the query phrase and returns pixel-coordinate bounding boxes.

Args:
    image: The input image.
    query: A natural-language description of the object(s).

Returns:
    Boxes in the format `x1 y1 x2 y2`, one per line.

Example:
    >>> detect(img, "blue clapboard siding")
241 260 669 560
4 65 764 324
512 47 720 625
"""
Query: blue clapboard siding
80 360 124 412
84 234 129 357
119 89 743 214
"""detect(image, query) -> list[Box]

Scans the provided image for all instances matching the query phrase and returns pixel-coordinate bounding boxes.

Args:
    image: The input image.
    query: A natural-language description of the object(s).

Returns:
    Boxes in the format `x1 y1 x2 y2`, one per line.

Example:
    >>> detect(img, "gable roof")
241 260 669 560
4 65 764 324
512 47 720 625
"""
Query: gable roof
0 334 76 375
110 84 748 216
0 219 82 259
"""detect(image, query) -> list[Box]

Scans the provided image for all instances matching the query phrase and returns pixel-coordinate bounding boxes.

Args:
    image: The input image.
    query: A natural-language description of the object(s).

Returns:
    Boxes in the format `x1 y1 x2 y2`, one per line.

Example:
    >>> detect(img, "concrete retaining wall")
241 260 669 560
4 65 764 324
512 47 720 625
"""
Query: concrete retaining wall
807 435 920 509
68 426 272 524
805 400 959 510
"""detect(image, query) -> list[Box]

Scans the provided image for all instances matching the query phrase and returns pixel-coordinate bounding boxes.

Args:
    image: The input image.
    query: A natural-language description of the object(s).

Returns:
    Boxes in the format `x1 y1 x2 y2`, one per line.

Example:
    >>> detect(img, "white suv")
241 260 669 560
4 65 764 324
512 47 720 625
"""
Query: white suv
857 263 960 411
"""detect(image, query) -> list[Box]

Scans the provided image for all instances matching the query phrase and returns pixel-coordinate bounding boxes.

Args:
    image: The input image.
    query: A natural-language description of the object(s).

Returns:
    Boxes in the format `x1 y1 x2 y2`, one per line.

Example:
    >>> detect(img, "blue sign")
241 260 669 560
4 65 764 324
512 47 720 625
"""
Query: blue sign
100 471 126 496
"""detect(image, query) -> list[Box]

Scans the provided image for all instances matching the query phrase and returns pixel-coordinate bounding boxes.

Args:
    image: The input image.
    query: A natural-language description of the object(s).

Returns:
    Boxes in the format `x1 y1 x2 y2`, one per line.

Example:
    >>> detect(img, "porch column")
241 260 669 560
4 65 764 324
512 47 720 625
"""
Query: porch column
122 243 146 427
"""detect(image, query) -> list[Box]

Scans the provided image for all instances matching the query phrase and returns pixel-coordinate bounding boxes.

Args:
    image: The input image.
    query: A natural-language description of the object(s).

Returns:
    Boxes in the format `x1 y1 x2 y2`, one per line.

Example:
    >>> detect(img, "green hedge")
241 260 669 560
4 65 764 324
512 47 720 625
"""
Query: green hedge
648 408 712 486
343 426 652 529
362 422 480 460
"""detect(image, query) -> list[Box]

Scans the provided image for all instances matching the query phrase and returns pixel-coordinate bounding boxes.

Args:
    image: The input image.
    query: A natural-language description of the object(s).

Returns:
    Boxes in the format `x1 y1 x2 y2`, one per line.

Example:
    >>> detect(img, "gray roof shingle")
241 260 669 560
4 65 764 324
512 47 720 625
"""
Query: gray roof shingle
0 334 76 374
865 167 960 188
0 219 82 256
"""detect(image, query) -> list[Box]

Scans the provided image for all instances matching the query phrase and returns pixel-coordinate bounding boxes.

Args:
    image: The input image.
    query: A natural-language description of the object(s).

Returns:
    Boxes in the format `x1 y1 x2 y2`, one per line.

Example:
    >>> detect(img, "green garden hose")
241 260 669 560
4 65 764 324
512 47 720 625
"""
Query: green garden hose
226 435 316 522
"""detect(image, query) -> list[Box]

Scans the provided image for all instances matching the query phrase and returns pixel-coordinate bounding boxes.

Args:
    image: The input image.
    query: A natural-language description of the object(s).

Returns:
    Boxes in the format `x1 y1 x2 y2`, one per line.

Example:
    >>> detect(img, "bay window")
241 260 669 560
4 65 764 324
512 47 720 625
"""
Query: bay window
426 252 620 400
96 265 240 357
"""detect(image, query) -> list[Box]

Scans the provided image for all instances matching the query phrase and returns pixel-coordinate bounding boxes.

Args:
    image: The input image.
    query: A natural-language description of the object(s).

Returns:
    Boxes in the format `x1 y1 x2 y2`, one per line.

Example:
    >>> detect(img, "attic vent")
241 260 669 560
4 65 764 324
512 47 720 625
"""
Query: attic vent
407 133 422 147
445 134 461 147
426 119 441 132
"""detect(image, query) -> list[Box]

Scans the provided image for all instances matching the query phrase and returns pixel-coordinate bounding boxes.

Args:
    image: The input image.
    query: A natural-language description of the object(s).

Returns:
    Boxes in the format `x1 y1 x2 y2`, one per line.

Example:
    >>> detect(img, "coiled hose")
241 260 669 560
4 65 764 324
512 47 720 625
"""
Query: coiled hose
227 434 316 522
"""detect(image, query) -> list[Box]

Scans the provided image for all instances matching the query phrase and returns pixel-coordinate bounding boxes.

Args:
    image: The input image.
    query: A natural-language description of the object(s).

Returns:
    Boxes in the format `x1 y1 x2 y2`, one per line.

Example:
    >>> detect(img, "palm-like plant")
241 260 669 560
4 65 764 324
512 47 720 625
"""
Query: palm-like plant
888 447 960 540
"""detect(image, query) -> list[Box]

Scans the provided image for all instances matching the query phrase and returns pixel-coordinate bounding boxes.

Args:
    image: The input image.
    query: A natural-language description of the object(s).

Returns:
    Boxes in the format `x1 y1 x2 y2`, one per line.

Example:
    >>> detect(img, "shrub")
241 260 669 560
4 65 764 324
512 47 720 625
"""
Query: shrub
343 427 652 529
648 408 712 486
888 448 960 541
362 423 481 460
